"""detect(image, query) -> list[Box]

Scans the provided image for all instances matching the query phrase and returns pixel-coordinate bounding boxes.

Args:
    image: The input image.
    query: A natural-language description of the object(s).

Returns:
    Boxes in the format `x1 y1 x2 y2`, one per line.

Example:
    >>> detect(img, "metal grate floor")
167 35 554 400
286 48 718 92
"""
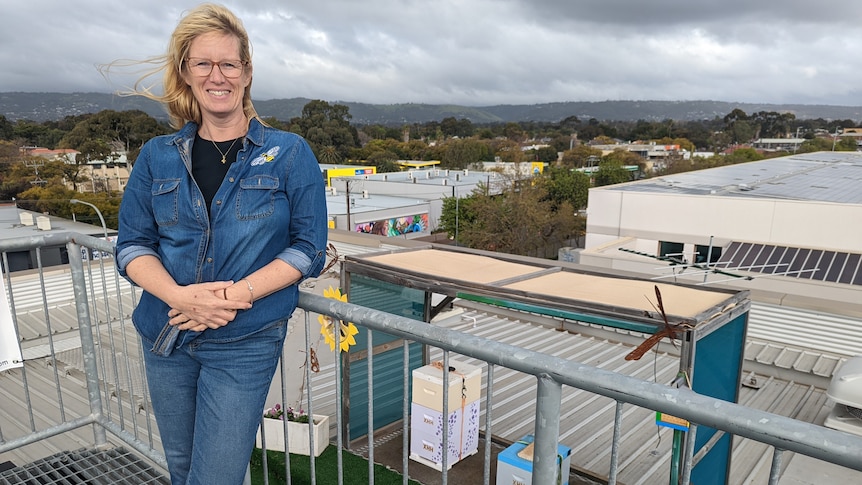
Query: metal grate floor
0 447 169 485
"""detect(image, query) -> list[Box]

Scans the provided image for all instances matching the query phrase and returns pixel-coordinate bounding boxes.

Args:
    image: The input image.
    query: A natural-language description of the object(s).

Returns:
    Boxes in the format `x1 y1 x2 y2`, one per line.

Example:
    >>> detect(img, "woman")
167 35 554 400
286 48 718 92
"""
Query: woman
115 4 328 484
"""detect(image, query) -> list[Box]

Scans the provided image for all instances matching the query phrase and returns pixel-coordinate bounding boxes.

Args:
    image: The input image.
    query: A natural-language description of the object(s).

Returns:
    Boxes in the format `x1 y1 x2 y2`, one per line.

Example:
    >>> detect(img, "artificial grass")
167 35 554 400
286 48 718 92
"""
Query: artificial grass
249 446 422 485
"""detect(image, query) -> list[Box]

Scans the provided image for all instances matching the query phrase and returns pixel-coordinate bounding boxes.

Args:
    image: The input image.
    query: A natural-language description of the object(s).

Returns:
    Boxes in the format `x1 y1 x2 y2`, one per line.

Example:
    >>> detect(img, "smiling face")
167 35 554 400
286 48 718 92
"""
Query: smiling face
183 31 252 126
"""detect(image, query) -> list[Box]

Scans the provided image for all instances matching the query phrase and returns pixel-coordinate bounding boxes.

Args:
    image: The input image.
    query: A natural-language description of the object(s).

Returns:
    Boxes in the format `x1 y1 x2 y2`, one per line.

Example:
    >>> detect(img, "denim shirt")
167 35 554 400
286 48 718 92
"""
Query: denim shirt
116 118 328 354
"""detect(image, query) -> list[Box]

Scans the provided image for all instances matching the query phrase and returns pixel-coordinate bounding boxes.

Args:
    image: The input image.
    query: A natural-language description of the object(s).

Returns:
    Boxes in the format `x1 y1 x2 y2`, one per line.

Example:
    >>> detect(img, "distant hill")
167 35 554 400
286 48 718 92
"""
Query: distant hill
3 92 862 125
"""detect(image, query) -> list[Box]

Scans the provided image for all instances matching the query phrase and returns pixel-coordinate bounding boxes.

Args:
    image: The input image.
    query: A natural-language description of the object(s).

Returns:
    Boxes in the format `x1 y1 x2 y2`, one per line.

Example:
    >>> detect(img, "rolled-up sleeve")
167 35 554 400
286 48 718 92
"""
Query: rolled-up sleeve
276 139 328 281
115 142 161 280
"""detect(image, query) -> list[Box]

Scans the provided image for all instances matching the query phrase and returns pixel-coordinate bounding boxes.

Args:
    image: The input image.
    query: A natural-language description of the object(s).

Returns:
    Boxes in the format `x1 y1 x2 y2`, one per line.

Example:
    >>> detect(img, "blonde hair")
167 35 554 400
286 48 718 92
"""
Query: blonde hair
111 3 258 129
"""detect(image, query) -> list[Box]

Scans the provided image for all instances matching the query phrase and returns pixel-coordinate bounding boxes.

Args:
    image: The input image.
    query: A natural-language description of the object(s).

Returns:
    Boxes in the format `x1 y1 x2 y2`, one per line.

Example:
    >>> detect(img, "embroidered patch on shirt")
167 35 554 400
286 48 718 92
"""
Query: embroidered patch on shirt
251 146 280 166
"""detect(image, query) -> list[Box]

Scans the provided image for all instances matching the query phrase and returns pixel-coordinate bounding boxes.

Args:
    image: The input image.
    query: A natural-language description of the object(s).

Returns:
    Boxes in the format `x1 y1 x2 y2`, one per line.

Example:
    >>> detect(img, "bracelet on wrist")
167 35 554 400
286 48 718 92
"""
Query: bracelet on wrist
242 278 254 303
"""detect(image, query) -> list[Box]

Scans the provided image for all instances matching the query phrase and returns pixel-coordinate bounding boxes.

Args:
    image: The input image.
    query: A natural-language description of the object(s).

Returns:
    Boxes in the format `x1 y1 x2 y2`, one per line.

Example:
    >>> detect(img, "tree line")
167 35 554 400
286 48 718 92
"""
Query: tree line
3 101 858 170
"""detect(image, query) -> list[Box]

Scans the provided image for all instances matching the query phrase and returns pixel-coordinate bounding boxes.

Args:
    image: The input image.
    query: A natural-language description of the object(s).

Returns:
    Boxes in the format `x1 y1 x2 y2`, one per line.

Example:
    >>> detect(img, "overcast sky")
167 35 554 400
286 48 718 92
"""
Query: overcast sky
4 0 862 107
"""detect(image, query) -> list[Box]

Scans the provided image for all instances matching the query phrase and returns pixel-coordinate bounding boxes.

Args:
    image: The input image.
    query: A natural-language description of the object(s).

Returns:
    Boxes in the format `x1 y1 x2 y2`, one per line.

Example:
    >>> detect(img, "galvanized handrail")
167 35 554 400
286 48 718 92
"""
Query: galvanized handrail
298 291 862 483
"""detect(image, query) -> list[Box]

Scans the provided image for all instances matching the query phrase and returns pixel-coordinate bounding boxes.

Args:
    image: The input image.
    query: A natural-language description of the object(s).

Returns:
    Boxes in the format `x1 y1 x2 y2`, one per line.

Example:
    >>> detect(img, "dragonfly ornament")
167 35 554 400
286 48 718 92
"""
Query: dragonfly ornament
625 285 693 361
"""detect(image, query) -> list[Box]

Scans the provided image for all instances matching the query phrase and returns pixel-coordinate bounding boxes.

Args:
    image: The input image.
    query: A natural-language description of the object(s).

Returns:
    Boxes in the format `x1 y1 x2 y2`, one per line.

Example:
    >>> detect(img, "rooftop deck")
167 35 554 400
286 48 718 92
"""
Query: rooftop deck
2 234 862 484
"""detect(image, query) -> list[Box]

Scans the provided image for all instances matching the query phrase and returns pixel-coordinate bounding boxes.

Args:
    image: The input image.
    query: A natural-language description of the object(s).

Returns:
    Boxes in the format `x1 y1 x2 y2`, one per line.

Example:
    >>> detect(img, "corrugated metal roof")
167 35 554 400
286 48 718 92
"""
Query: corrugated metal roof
350 168 504 188
749 301 862 358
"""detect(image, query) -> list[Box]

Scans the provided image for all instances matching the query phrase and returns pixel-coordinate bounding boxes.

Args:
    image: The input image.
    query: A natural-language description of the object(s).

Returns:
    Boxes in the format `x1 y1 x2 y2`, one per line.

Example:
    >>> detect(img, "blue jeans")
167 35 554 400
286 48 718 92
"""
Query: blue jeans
141 321 287 485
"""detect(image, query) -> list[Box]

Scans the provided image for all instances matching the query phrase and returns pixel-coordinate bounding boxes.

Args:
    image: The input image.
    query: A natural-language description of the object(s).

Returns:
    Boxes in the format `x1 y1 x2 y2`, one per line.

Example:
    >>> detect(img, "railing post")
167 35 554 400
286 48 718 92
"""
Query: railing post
608 401 624 485
533 373 563 485
768 448 785 485
483 364 496 485
680 423 698 485
67 241 107 447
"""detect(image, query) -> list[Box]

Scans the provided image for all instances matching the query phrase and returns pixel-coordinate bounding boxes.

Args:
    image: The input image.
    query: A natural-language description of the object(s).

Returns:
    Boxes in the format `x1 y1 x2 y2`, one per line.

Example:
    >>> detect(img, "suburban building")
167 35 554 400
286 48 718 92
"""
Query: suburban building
324 189 432 237
751 137 805 151
0 203 114 272
319 163 376 186
327 168 507 235
588 142 690 172
21 146 131 193
74 155 131 193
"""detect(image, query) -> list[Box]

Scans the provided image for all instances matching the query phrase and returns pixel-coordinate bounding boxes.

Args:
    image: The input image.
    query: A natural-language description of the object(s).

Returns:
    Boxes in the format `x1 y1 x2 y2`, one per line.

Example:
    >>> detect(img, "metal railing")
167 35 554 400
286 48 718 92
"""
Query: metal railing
1 232 861 485
0 232 168 478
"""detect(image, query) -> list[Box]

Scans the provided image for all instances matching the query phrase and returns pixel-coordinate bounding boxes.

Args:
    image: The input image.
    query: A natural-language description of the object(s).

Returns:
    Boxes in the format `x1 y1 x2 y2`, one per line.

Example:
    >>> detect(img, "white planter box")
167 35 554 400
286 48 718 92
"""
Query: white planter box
255 414 329 457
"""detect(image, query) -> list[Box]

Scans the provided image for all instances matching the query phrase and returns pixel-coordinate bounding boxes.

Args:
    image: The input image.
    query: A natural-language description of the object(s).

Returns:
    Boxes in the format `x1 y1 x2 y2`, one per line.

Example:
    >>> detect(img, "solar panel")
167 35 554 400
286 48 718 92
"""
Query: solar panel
716 242 862 286
838 254 860 285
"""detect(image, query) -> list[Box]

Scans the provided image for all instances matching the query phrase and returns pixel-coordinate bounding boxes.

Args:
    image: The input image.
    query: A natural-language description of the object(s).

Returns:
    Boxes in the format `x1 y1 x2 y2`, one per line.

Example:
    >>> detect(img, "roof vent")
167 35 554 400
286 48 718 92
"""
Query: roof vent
824 355 862 436
738 183 753 191
20 212 34 226
36 215 52 231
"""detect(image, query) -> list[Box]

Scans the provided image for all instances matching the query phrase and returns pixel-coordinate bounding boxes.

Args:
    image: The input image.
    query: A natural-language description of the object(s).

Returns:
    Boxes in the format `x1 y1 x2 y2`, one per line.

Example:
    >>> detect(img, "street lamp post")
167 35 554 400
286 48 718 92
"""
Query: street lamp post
70 199 108 239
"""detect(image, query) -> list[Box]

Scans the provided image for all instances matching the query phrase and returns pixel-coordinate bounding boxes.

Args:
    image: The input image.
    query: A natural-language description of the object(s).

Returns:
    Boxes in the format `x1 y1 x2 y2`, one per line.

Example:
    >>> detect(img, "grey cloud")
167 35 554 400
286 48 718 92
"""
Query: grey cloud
1 0 861 108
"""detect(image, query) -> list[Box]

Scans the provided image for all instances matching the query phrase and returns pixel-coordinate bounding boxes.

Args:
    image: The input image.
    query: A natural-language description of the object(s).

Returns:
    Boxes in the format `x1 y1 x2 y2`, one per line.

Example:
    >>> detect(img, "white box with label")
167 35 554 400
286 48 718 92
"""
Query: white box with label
409 400 480 470
412 360 482 413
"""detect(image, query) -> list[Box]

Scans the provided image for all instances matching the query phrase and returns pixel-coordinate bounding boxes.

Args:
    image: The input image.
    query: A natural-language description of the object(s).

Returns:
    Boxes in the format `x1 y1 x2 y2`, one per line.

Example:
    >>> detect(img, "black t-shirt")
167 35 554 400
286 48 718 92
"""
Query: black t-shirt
192 133 241 215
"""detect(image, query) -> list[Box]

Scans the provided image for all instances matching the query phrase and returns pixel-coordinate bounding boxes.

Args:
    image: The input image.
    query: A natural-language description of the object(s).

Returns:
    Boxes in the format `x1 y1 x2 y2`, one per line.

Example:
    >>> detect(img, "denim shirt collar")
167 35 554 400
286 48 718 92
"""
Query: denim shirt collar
167 117 267 149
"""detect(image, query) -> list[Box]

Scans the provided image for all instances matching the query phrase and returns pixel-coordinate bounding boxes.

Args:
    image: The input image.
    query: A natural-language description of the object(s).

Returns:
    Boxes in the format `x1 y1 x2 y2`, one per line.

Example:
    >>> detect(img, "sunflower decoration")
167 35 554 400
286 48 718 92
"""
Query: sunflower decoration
318 286 359 352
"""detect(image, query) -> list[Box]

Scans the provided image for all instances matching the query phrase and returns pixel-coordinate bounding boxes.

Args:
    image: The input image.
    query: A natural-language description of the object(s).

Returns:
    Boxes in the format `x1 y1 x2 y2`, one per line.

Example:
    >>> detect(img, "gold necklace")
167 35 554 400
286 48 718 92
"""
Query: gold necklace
211 137 240 164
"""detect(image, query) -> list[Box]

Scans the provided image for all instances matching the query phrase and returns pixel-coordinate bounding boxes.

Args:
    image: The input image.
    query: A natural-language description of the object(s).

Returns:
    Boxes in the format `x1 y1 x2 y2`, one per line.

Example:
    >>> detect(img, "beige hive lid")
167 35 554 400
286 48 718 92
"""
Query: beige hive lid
517 441 535 461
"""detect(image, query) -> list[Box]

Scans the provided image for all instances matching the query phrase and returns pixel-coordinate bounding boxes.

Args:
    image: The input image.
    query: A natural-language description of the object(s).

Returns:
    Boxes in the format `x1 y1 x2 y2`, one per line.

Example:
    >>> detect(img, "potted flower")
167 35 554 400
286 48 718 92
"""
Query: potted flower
255 403 329 456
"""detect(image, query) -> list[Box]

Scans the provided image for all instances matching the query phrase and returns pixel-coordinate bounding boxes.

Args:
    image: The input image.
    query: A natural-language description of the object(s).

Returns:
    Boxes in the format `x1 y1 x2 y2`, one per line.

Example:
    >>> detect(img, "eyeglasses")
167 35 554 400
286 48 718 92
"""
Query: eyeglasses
185 58 247 78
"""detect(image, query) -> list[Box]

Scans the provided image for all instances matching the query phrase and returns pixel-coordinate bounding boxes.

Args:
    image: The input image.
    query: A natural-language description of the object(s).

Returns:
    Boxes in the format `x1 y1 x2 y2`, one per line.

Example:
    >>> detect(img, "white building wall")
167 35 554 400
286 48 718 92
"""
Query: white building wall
586 189 862 253
332 202 433 239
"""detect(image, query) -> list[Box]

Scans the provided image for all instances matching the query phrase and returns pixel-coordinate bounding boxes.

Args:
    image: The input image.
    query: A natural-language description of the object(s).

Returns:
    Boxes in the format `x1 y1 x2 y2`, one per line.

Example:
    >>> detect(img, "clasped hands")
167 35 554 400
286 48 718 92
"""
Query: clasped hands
167 281 253 333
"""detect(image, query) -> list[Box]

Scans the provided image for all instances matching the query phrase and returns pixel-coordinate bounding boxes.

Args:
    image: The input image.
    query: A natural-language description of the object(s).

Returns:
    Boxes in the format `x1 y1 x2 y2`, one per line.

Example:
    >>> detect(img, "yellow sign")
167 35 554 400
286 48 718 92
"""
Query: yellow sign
656 412 689 431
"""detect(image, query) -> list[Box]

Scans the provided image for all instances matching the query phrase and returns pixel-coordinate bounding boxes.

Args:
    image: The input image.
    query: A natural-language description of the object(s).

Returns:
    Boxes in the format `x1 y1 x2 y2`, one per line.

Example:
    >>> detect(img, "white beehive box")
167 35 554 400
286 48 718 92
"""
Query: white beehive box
411 360 482 413
409 400 480 470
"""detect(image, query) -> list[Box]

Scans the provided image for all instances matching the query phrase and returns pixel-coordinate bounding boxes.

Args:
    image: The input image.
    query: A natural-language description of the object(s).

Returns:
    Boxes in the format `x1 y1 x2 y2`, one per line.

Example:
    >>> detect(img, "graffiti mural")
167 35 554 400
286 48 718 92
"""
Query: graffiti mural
355 214 429 237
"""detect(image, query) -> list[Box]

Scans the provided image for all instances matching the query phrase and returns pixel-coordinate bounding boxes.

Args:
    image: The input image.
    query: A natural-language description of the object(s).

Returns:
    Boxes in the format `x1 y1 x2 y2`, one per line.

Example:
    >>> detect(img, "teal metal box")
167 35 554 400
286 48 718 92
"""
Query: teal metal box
496 434 572 485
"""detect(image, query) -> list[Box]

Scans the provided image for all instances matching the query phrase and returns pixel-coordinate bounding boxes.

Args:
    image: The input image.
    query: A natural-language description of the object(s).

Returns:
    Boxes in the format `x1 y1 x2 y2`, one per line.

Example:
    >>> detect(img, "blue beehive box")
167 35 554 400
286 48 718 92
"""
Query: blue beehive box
496 434 572 485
